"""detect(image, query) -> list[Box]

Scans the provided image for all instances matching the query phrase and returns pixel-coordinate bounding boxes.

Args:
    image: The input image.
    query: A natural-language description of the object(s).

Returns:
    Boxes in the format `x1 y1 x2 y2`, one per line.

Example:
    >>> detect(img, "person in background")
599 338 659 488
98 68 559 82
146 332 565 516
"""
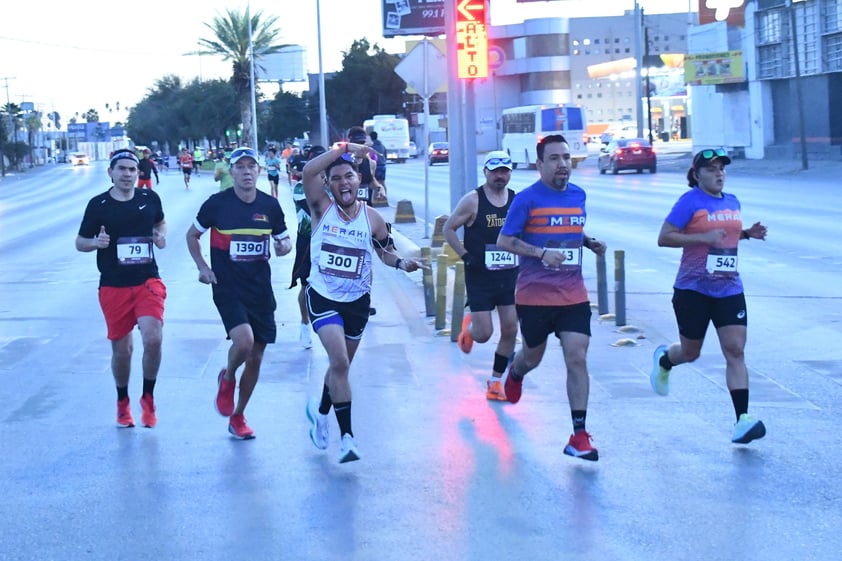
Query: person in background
369 131 388 200
193 146 204 177
137 149 159 190
265 147 282 199
179 148 194 189
213 150 234 191
651 148 768 445
75 149 167 429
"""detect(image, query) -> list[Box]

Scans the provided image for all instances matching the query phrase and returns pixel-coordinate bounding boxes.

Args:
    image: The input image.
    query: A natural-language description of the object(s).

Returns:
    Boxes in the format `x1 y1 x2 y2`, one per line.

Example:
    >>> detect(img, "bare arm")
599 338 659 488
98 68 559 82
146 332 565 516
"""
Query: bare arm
369 209 426 272
185 224 217 284
581 231 606 256
153 219 167 249
497 232 544 260
442 192 478 258
75 225 110 252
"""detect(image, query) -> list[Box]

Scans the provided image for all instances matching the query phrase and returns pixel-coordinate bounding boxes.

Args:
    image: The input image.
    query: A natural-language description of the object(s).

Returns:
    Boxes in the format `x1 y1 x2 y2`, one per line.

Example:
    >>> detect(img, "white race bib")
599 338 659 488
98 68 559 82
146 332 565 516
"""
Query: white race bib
706 248 738 276
116 237 153 265
542 241 582 270
229 234 268 262
484 244 518 270
319 242 365 279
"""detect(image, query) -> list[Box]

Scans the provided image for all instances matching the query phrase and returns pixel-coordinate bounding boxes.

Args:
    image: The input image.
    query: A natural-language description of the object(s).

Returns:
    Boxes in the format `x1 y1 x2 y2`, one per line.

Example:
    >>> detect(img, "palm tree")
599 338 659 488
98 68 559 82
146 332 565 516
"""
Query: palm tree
197 8 287 148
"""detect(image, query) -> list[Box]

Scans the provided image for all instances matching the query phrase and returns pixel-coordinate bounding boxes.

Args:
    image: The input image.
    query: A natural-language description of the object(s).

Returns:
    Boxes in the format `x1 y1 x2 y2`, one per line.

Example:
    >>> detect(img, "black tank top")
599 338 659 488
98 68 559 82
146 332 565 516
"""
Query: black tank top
357 156 373 202
463 186 515 270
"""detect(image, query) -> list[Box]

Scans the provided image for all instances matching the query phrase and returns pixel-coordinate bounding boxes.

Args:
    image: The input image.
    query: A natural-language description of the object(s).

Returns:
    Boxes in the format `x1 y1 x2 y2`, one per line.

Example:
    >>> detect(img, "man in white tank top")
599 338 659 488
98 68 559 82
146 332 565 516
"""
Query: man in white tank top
301 142 426 463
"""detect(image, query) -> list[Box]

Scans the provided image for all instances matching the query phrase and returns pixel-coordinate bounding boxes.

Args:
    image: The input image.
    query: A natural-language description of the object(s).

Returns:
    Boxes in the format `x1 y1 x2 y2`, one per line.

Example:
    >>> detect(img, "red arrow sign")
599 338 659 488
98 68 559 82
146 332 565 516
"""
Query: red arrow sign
457 0 485 22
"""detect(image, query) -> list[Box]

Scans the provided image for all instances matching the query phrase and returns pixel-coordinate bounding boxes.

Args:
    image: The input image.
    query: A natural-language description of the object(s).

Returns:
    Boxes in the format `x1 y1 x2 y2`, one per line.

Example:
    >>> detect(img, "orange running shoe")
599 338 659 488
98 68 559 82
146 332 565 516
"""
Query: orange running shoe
215 368 235 417
485 379 507 401
457 313 474 354
564 431 599 462
228 413 255 439
116 397 135 428
140 394 157 428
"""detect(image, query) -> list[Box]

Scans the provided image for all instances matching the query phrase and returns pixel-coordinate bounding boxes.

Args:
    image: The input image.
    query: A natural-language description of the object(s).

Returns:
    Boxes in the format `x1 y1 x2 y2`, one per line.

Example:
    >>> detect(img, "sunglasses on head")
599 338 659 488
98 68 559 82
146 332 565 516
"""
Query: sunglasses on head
486 157 512 167
699 148 727 160
231 148 257 159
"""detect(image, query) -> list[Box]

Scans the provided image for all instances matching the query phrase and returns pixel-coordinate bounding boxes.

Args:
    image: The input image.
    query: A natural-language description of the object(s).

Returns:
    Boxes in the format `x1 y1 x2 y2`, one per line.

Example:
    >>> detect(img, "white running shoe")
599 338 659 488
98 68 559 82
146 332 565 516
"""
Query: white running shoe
306 398 329 450
338 433 361 463
732 414 766 444
300 323 313 349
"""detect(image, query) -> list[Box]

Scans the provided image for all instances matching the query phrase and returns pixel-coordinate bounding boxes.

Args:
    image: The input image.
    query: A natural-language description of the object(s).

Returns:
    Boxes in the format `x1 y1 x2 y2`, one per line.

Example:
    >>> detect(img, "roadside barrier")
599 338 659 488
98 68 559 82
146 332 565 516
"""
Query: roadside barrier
421 247 436 317
394 199 416 223
614 250 626 326
450 262 467 343
431 216 448 248
435 254 448 330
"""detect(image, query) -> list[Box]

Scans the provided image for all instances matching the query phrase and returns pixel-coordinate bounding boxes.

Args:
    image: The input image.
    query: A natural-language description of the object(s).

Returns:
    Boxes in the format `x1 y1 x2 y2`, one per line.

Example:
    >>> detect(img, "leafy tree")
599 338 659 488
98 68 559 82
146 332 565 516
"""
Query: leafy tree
83 109 99 123
323 39 405 134
24 112 42 167
197 8 288 148
262 91 310 145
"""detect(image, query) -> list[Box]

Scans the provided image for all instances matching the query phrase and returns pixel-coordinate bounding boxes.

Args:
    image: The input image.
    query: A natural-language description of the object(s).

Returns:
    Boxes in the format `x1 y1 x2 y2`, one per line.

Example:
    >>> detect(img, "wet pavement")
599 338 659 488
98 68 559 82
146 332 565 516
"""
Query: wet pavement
2 160 841 561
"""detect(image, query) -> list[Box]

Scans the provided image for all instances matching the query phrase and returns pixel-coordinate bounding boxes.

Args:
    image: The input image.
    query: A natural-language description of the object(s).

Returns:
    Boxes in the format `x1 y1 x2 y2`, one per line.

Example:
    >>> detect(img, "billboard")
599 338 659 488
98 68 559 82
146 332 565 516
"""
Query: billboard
257 46 307 82
684 51 745 86
382 0 445 38
698 0 746 27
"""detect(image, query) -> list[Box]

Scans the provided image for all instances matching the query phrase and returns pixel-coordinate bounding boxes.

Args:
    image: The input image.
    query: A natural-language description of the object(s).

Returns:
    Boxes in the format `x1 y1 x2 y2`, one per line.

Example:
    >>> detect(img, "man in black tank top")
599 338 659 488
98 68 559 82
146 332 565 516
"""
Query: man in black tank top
347 126 384 206
443 151 519 400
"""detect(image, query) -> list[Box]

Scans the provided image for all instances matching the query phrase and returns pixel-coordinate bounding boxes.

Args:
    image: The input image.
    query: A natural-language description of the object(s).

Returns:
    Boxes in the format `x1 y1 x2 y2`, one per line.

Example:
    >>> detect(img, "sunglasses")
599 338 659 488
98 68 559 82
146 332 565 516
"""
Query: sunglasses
699 148 727 160
486 157 512 167
230 148 257 159
340 152 356 163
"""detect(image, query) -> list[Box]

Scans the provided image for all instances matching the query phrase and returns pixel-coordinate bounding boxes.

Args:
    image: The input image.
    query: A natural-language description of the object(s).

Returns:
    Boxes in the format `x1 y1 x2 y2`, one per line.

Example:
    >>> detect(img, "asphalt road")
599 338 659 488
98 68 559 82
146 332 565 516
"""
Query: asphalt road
1 159 841 561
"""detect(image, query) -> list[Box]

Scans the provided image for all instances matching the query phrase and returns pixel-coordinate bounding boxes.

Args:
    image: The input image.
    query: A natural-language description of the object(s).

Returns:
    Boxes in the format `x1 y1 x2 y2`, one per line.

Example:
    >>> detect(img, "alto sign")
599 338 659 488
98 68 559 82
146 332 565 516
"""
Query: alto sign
455 0 488 79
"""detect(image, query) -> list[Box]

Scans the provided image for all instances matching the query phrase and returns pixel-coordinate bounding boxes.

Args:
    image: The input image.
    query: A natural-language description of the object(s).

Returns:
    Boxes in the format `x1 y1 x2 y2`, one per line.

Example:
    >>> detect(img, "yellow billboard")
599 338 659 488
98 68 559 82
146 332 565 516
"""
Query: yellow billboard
684 51 745 86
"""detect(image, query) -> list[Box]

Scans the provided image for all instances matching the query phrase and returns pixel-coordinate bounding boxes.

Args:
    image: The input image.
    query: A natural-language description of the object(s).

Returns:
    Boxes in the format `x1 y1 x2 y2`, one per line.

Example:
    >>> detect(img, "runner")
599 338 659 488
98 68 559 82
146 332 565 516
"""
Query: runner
137 149 159 190
651 147 768 445
75 149 167 429
185 147 292 439
301 142 426 463
444 150 519 400
265 147 282 198
179 148 194 189
497 134 606 462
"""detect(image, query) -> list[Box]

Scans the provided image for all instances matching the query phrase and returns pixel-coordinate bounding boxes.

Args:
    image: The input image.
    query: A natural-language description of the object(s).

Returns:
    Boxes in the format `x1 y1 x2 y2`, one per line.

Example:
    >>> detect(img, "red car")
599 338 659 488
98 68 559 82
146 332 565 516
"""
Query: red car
598 138 657 174
427 142 449 166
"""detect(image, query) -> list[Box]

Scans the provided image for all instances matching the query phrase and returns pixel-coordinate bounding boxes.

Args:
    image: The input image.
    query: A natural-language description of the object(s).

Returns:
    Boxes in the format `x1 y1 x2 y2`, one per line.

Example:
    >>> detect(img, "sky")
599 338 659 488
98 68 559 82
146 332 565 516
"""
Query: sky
0 0 692 127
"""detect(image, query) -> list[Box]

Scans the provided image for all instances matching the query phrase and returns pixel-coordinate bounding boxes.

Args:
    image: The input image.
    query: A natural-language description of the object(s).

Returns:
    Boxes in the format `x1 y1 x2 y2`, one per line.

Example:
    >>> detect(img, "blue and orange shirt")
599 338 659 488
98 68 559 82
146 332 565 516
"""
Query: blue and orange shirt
665 187 743 297
500 180 589 306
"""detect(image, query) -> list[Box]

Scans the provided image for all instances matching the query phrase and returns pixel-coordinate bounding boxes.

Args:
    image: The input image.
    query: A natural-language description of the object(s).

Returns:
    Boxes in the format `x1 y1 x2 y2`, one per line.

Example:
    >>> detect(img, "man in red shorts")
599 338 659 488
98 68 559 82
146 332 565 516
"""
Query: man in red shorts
137 149 159 190
76 149 168 428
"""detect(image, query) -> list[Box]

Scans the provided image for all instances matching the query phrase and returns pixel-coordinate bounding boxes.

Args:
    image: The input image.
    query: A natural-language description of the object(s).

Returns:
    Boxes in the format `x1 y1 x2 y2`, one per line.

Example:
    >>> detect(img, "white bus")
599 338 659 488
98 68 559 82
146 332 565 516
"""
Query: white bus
363 115 411 163
501 104 588 169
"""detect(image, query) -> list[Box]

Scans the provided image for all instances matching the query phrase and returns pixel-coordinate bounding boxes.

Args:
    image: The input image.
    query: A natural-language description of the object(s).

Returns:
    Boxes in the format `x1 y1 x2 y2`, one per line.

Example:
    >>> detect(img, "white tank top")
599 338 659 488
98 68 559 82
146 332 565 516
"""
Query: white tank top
309 201 373 302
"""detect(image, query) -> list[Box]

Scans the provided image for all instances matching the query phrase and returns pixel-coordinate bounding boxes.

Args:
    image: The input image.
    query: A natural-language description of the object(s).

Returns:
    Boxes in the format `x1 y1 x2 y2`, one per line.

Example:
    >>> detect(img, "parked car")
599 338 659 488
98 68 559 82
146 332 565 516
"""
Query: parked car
598 138 656 174
70 152 90 166
427 142 449 166
408 141 418 158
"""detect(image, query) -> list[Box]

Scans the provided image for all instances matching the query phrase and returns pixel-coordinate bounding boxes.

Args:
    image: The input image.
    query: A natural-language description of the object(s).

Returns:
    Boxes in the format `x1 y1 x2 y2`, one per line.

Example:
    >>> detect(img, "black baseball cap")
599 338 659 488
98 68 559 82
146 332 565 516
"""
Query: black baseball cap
692 148 731 169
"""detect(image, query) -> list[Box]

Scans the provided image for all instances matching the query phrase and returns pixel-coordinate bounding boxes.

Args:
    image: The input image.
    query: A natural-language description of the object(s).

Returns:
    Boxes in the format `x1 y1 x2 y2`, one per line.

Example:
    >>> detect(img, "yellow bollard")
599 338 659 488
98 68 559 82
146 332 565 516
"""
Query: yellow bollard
451 261 467 342
431 215 449 248
435 254 448 330
421 247 436 317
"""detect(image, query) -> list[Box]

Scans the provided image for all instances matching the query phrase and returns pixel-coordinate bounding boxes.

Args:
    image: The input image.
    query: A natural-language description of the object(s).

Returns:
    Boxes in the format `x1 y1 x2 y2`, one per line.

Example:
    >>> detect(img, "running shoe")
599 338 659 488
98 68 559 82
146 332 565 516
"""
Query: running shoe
228 414 255 440
139 394 157 428
504 363 523 404
338 433 361 463
486 379 507 401
215 368 235 417
306 398 329 450
650 344 671 396
457 313 474 354
300 323 313 349
563 431 599 461
731 414 766 444
116 397 135 428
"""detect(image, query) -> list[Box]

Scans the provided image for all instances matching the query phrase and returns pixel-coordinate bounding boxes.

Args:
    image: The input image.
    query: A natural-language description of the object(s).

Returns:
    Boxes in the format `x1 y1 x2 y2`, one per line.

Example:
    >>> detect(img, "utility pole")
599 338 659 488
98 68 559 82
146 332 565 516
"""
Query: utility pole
644 26 654 144
633 2 644 138
787 0 809 170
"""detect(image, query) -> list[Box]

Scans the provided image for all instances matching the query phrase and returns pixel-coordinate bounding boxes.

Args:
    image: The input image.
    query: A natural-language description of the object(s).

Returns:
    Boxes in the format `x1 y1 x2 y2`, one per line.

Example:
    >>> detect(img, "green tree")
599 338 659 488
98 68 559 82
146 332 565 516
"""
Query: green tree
24 112 42 167
323 39 405 134
83 109 100 123
262 91 310 145
197 8 288 148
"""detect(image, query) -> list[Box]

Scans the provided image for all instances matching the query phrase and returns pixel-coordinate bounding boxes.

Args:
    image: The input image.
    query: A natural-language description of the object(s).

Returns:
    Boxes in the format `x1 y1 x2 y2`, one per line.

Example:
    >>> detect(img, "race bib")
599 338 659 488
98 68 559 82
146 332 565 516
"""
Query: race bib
484 244 518 270
542 240 582 270
229 234 269 262
318 242 365 279
116 237 153 265
706 247 738 276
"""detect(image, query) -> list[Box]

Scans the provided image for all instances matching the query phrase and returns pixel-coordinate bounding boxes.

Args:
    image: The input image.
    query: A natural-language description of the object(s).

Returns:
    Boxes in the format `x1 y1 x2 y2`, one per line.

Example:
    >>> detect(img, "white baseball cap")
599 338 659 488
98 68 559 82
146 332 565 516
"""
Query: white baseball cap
483 150 513 170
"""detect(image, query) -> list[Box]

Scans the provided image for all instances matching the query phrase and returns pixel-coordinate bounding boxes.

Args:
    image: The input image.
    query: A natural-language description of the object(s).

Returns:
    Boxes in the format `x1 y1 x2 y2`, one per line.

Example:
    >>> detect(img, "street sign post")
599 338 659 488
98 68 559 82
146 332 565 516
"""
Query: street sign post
455 0 488 79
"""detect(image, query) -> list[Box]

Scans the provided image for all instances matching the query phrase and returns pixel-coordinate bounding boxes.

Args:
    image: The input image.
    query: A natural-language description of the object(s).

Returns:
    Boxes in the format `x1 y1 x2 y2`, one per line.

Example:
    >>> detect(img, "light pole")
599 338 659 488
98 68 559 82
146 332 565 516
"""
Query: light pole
787 0 808 170
316 0 328 146
247 1 259 152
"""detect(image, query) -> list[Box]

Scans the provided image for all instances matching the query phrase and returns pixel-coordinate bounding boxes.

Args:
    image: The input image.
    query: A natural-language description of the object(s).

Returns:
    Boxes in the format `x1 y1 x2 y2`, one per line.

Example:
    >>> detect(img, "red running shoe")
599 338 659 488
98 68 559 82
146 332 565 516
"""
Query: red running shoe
139 394 157 428
215 368 235 417
116 397 135 428
228 413 255 440
503 363 523 404
564 431 599 462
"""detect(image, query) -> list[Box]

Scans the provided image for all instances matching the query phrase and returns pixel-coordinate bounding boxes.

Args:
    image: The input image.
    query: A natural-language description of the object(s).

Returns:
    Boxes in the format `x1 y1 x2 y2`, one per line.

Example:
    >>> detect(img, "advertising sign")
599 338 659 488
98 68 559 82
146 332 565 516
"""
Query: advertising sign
382 0 445 38
698 0 746 27
456 0 488 78
684 51 745 86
